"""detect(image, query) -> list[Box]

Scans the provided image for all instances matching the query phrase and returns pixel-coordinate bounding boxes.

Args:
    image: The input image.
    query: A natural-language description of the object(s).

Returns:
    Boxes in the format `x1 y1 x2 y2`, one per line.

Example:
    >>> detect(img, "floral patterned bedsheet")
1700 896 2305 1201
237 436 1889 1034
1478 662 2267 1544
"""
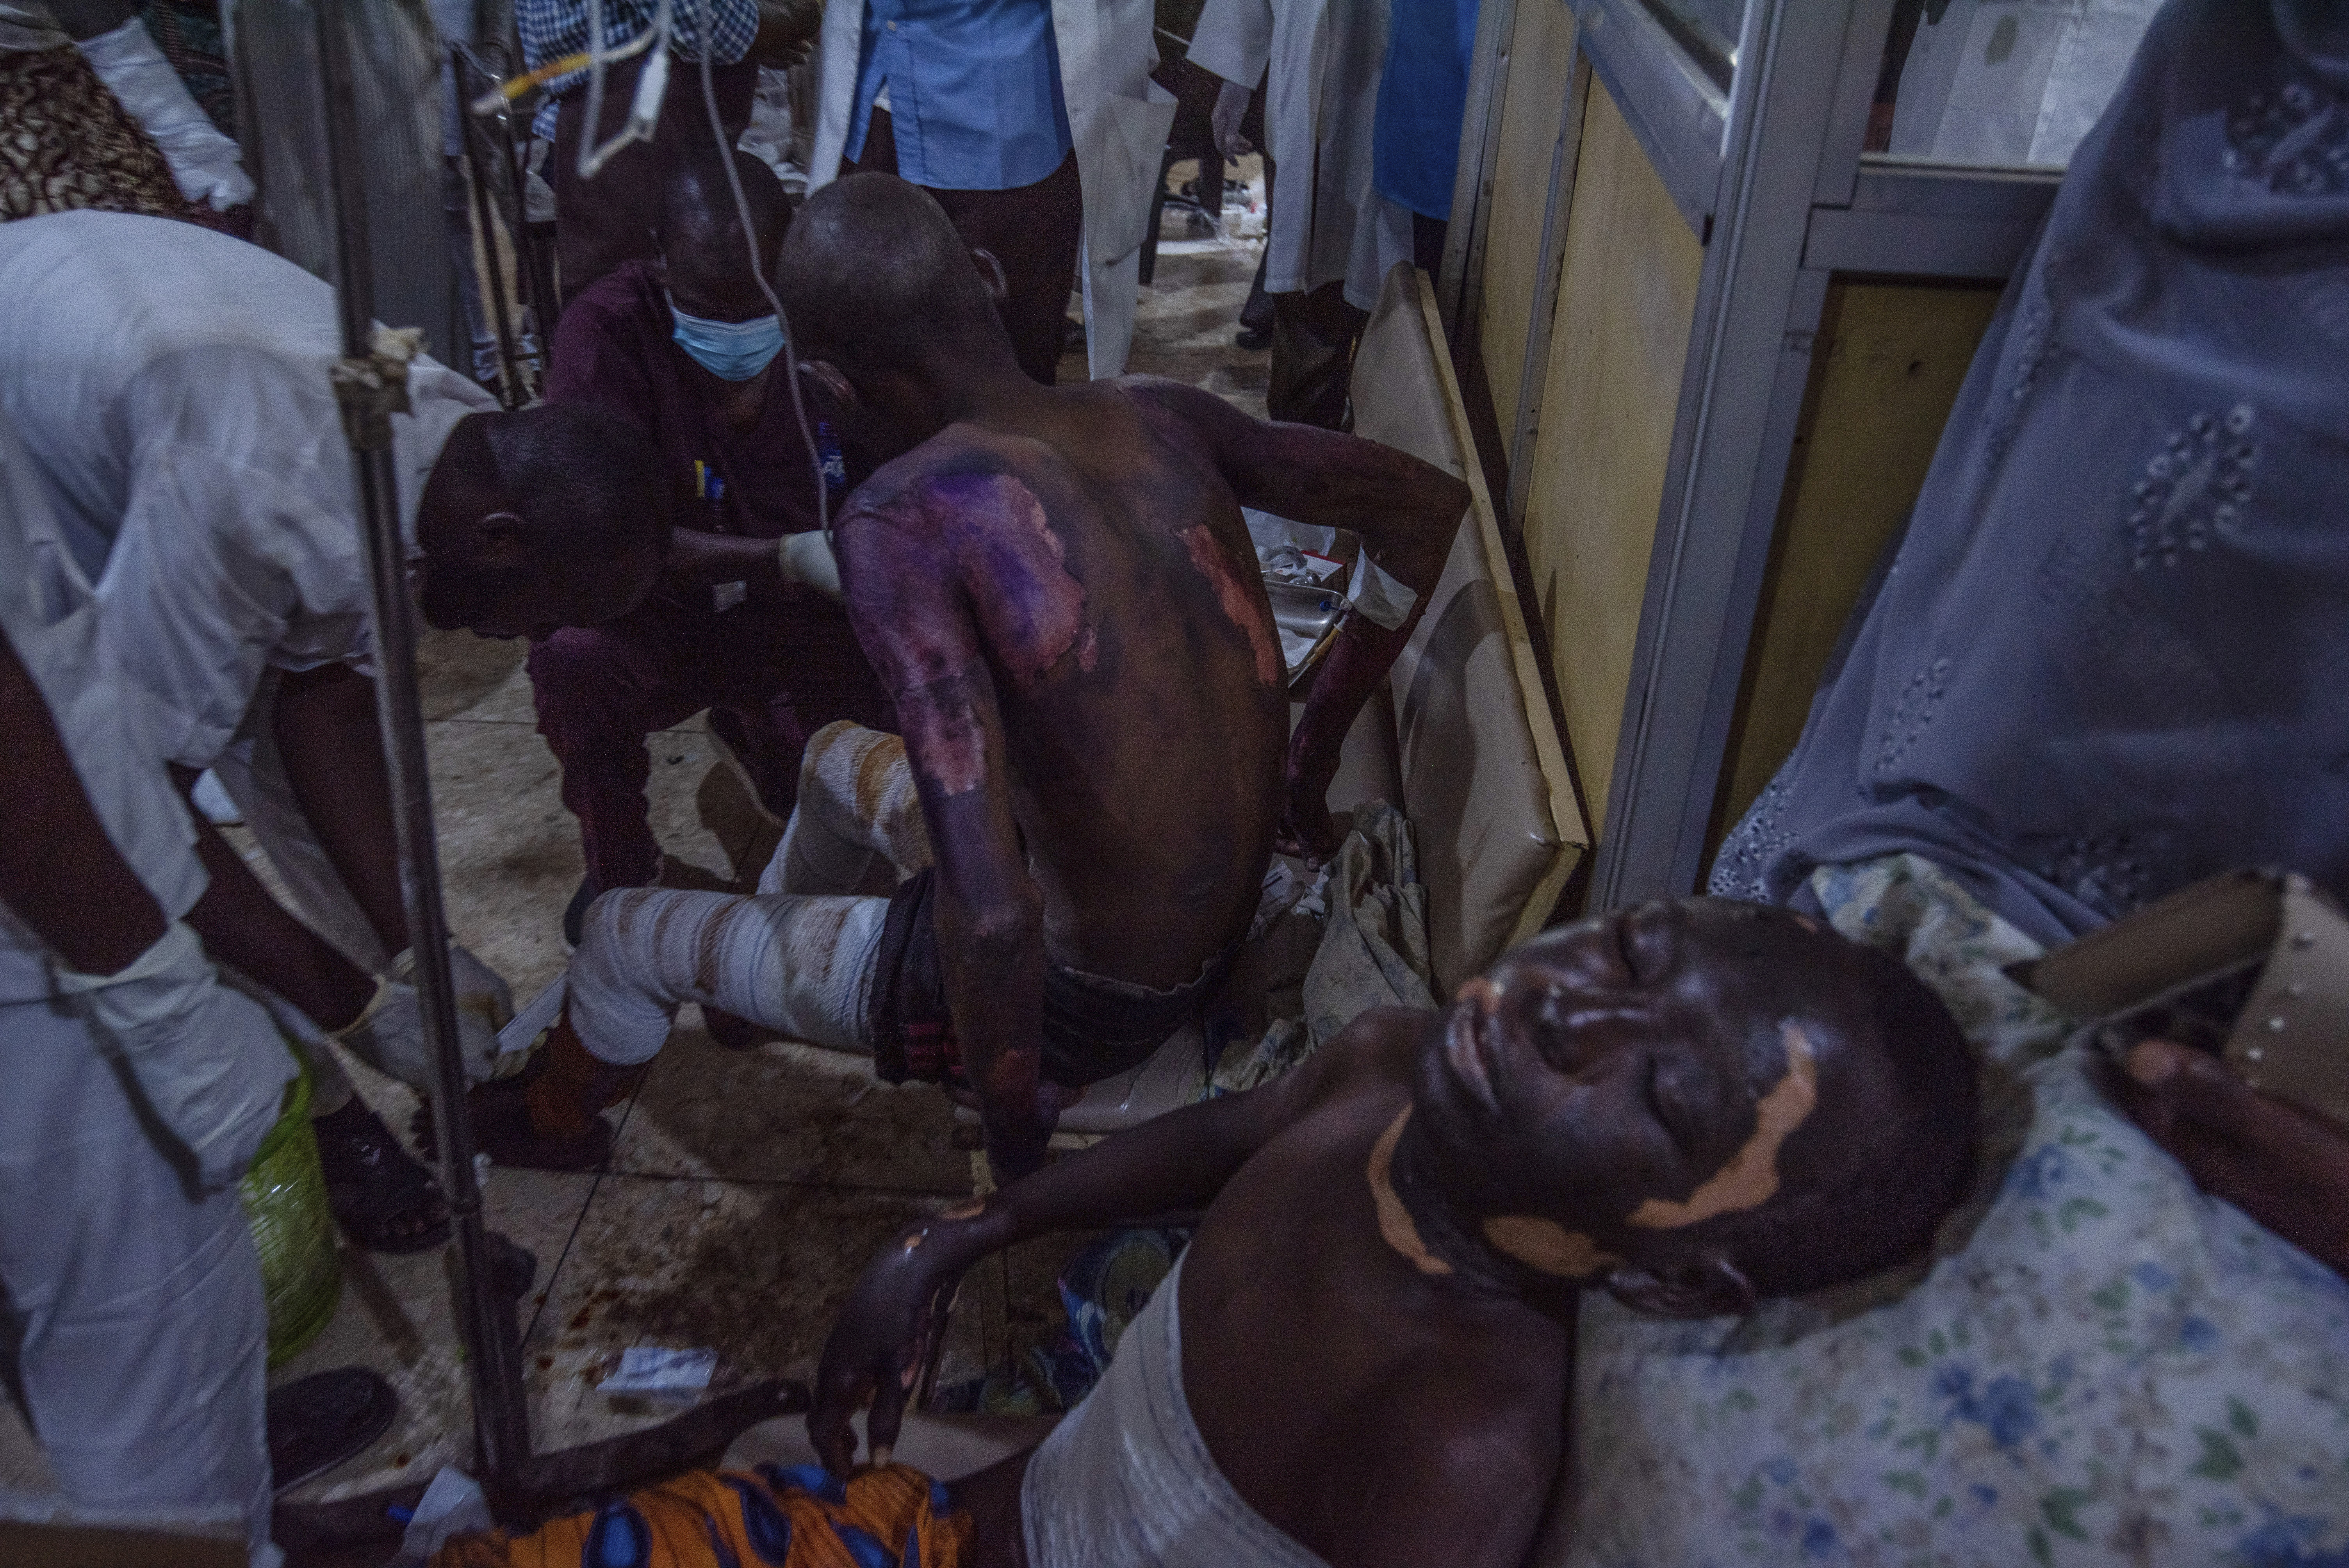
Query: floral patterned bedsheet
1556 854 2349 1568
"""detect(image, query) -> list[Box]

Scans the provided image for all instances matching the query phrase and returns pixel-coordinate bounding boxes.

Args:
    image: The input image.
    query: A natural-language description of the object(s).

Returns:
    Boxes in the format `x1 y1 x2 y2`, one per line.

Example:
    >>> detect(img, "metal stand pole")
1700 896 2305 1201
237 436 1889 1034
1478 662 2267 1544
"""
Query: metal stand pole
275 11 806 1541
312 0 532 1483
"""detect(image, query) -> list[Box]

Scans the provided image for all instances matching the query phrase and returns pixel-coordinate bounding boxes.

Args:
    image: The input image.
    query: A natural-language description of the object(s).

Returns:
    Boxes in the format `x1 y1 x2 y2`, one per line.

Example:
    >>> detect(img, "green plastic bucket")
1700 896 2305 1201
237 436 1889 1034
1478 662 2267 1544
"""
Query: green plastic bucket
238 1060 342 1367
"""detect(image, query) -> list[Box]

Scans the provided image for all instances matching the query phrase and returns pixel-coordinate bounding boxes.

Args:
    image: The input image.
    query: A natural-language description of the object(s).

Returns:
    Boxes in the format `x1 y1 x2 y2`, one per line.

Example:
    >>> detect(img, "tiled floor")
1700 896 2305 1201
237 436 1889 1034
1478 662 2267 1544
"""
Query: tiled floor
0 211 1269 1545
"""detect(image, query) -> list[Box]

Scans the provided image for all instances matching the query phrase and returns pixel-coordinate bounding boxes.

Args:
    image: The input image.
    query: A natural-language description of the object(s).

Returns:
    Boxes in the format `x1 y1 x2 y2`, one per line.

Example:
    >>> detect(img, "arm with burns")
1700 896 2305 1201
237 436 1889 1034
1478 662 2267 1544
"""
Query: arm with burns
840 490 1055 1176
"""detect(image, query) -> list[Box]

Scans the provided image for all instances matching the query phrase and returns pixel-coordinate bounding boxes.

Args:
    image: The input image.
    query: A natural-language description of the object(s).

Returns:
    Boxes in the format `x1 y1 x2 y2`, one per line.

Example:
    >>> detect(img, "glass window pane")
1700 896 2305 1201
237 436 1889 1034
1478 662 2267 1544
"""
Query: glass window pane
1866 0 2158 171
1639 0 1747 95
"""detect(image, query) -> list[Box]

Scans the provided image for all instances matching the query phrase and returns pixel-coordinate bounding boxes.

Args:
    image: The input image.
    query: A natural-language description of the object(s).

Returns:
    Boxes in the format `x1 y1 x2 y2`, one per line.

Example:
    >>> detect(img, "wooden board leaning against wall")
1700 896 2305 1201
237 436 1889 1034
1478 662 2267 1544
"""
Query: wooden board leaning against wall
1513 74 1702 838
1473 0 1579 428
1704 278 2002 857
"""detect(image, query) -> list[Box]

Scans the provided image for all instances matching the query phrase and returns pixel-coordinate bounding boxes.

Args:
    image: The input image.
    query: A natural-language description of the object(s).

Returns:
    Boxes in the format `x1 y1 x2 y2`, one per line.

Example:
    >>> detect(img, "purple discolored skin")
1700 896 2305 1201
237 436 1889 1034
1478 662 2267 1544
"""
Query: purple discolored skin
836 376 1468 1176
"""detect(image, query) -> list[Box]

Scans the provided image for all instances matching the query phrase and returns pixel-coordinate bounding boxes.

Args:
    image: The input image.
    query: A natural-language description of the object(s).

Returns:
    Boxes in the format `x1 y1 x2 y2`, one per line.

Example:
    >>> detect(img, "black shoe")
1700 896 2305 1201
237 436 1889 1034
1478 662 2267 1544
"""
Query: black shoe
267 1367 397 1494
1235 324 1272 351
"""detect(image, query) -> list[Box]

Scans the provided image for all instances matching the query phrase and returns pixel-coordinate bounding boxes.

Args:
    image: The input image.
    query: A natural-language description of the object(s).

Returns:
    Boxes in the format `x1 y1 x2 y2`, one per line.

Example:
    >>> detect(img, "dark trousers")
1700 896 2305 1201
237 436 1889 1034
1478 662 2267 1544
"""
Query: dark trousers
551 53 759 313
527 590 896 891
846 108 1084 385
1264 212 1447 429
1269 283 1366 429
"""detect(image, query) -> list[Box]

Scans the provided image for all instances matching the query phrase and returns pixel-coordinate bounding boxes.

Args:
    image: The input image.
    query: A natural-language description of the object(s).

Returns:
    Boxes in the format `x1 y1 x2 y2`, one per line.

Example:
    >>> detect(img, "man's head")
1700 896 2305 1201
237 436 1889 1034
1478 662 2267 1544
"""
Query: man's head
415 406 670 638
658 147 791 382
1409 899 1977 1317
775 174 1019 455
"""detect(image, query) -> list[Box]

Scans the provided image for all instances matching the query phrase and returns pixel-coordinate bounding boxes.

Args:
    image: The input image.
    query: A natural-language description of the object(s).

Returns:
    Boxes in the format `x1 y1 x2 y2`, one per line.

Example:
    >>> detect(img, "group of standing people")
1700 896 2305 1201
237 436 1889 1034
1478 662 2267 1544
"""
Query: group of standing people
1191 0 1480 427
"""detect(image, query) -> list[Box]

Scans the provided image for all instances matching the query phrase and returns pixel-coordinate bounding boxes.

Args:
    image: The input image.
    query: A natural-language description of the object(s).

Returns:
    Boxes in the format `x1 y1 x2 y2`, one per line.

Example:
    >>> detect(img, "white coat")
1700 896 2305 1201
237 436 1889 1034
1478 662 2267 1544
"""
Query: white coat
0 404 281 1562
1187 0 1400 306
808 0 1175 379
0 211 494 977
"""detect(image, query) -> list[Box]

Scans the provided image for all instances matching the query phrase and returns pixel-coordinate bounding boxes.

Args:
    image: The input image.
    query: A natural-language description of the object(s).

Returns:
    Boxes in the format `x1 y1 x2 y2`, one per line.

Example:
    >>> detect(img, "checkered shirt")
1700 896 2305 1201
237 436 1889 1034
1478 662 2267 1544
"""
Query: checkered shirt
515 0 760 136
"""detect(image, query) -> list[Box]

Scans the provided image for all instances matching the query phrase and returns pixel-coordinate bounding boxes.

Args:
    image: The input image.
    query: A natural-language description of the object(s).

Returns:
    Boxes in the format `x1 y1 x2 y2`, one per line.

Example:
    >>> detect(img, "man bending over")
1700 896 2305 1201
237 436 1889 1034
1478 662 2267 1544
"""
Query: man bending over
494 172 1469 1177
802 900 1980 1567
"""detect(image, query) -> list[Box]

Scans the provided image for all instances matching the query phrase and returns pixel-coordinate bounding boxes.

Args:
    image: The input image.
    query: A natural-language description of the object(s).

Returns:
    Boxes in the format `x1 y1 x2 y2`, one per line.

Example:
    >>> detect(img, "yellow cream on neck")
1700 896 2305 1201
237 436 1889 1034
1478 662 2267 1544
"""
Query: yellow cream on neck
1367 1107 1454 1278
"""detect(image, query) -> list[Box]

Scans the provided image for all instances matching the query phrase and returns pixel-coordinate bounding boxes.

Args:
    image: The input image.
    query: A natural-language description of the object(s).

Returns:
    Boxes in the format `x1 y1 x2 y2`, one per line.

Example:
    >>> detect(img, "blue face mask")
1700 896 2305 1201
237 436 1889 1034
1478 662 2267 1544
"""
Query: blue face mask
669 299 786 381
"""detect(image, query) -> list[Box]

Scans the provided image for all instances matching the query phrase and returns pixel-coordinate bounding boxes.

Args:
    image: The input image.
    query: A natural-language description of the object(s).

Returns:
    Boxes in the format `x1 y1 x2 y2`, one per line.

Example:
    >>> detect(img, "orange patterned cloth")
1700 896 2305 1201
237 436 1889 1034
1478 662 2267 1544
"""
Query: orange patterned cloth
433 1462 971 1568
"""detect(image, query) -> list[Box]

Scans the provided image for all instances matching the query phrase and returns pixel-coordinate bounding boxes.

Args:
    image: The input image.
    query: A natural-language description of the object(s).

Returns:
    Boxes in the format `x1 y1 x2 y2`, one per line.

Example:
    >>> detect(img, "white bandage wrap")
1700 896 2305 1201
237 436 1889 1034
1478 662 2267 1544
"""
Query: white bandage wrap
75 18 256 210
766 722 933 896
567 888 888 1066
53 922 296 1190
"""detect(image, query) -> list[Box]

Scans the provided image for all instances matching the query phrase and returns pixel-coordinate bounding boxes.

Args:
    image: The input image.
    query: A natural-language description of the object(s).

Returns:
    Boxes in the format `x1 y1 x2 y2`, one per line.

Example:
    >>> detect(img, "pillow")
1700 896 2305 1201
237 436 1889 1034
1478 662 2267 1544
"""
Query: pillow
1551 853 2349 1567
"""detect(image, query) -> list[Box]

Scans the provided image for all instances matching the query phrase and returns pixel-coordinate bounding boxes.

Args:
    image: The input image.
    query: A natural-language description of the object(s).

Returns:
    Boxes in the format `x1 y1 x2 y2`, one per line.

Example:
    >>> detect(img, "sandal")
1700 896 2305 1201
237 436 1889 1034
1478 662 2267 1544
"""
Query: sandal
267 1366 397 1494
313 1100 451 1253
469 1076 616 1172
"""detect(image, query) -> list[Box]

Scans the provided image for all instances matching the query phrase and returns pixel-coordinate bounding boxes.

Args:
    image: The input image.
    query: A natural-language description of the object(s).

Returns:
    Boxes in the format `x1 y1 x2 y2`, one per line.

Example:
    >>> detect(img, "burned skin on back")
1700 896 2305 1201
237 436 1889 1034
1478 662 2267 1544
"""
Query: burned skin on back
835 390 1288 987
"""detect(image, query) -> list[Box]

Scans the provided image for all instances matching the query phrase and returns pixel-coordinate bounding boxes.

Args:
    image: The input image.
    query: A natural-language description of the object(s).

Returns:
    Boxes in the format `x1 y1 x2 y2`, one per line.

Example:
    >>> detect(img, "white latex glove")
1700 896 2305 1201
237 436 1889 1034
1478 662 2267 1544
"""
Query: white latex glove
1212 78 1254 163
339 943 520 1087
54 922 298 1191
75 18 256 210
779 531 843 601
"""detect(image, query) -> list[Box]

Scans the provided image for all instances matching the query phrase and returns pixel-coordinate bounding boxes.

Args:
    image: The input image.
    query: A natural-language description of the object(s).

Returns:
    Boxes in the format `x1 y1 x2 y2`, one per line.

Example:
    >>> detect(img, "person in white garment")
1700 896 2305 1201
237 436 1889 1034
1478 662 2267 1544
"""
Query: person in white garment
0 408 294 1563
805 0 1176 382
0 209 515 1254
1189 0 1414 427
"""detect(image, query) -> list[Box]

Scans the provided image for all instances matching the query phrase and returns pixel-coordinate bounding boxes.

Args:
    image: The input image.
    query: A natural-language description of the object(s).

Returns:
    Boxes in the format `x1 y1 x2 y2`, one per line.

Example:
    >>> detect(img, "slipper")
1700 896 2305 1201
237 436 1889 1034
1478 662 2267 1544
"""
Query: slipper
469 1076 616 1172
314 1100 451 1254
267 1366 397 1495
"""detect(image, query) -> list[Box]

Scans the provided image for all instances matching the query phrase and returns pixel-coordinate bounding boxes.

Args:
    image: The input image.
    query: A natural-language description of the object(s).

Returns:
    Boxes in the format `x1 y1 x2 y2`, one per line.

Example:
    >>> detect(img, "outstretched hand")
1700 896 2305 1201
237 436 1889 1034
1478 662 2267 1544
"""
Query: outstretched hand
2114 1039 2349 1276
809 1215 971 1475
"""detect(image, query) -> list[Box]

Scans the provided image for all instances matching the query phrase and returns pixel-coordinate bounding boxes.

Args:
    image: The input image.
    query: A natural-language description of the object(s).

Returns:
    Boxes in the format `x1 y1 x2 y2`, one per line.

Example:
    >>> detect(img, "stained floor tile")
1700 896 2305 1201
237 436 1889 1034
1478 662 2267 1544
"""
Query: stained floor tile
428 719 764 1005
611 1022 971 1194
517 1171 1000 1454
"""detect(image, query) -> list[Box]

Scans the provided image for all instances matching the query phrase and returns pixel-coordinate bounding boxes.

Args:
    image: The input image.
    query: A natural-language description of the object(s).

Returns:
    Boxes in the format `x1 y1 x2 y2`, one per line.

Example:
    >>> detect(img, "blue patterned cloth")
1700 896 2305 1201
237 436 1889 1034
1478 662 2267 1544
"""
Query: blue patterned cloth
1709 0 2349 948
515 0 759 136
936 1227 1189 1416
1563 854 2349 1568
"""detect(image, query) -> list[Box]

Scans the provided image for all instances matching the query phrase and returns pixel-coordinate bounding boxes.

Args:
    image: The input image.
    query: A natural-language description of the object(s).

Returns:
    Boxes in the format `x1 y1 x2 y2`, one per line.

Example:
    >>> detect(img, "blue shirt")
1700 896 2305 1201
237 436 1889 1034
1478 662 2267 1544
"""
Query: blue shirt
1372 0 1479 220
846 0 1073 191
515 0 759 137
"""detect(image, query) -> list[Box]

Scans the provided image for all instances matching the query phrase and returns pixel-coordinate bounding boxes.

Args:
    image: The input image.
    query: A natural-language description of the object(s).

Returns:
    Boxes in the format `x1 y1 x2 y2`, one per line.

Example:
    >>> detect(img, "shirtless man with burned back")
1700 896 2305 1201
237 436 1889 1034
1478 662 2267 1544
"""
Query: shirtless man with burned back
496 172 1469 1175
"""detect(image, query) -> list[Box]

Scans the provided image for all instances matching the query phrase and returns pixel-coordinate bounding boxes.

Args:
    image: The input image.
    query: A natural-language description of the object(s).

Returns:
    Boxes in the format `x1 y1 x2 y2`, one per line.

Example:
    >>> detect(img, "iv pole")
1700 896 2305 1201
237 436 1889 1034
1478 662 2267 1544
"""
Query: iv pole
295 0 801 1537
311 0 532 1481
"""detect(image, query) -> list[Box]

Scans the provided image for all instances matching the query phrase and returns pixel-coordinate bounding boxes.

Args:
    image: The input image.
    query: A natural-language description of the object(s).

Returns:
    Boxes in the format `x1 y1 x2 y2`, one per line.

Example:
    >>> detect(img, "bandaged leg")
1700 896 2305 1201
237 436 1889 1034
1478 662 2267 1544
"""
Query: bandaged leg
567 886 888 1066
765 722 934 896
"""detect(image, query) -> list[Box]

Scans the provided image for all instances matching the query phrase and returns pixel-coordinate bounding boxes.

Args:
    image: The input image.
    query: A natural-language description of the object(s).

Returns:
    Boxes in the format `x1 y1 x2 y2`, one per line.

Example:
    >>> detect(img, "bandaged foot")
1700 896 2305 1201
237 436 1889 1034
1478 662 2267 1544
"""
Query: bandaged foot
566 886 888 1067
767 722 933 896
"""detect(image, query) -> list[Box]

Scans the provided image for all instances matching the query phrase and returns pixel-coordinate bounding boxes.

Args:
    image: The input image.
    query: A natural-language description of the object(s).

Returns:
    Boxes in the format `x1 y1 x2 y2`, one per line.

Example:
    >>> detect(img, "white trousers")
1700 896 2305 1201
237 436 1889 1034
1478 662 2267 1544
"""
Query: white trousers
0 995 277 1563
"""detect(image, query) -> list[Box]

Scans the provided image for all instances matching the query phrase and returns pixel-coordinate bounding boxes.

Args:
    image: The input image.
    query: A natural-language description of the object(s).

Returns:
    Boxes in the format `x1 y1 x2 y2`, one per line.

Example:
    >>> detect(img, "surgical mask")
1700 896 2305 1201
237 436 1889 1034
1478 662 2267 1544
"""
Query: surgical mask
669 299 785 381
